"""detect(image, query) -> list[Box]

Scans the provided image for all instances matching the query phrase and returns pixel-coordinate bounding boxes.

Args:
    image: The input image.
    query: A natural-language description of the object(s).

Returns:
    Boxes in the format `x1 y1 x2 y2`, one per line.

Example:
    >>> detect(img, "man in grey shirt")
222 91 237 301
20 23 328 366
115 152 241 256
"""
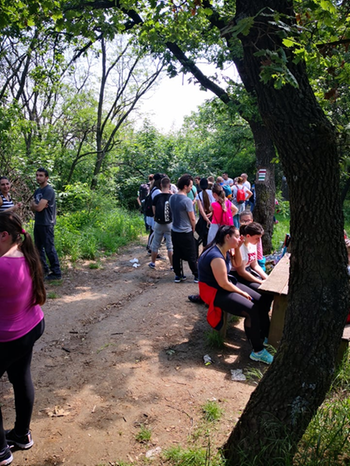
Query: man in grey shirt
31 168 61 280
169 174 198 283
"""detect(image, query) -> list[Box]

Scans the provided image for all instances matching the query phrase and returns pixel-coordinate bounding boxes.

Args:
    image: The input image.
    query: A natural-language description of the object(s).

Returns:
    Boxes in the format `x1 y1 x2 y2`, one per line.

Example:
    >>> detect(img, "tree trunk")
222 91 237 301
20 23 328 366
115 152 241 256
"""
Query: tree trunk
248 118 275 252
223 1 349 464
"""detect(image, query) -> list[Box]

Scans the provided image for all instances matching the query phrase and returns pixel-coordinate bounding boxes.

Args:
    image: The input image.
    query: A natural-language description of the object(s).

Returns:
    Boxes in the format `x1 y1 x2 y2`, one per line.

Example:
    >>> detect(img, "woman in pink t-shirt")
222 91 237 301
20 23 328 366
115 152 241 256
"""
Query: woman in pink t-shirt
0 211 46 465
207 183 238 244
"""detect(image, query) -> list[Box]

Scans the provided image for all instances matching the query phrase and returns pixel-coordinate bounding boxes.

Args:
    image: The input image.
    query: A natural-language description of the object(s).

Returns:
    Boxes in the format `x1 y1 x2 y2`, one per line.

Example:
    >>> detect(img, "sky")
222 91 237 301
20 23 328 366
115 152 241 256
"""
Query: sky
138 64 239 133
138 73 212 132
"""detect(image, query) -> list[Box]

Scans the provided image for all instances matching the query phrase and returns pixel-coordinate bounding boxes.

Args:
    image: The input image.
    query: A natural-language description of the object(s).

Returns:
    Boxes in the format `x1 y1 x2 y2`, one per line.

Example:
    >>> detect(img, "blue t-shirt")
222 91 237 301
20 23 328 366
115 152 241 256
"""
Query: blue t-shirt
198 245 231 289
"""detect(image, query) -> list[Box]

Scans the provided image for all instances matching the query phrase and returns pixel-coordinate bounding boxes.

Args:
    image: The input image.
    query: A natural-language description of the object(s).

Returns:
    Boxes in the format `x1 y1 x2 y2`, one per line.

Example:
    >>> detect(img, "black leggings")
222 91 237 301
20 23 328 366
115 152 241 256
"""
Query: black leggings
230 272 272 340
214 283 267 352
0 319 45 450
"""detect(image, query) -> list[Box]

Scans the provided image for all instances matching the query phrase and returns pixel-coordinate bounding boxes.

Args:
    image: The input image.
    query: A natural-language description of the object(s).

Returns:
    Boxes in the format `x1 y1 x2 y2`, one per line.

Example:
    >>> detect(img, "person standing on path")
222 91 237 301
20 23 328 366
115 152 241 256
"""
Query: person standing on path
30 168 61 281
0 211 46 466
169 174 198 283
0 177 22 213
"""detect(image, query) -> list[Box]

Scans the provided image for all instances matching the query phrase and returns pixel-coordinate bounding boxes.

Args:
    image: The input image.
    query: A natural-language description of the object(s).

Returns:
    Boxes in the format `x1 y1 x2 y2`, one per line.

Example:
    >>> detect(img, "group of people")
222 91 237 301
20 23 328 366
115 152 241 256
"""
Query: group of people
139 171 273 365
0 168 61 465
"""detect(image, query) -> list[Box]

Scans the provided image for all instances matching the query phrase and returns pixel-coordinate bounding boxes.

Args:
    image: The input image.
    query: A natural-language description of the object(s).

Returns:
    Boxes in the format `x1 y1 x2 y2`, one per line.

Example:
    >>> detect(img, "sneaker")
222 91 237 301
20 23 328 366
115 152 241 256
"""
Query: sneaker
148 262 156 269
0 447 12 466
188 294 204 304
250 348 273 365
174 275 187 283
193 276 199 284
45 273 62 281
5 429 34 450
263 337 269 347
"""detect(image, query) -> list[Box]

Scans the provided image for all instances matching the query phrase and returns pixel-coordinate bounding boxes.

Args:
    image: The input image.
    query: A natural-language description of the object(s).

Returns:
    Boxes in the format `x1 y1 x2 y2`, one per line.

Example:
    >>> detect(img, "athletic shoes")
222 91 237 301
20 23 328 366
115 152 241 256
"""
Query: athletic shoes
0 447 12 466
188 294 204 304
5 429 34 450
263 337 269 347
148 262 156 269
174 275 187 283
193 276 199 284
250 348 273 365
45 273 61 281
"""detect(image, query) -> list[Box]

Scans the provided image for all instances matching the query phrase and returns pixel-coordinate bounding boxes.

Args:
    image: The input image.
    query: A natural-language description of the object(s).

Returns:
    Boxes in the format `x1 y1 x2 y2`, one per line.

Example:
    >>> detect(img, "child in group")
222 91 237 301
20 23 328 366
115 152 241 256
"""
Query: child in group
207 183 237 244
239 210 265 271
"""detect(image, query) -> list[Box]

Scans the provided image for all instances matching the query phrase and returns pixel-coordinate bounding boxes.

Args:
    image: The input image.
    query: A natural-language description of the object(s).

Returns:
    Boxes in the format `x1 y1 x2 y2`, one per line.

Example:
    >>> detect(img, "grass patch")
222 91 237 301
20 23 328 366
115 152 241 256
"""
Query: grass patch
135 424 152 443
202 400 223 423
164 444 225 466
205 330 225 349
35 204 145 264
89 262 100 269
47 291 59 299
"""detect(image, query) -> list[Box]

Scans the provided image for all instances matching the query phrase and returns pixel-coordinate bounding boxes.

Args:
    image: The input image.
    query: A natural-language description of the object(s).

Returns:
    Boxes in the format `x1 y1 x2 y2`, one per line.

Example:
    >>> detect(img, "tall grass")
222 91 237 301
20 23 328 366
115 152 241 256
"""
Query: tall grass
54 208 144 261
26 205 144 263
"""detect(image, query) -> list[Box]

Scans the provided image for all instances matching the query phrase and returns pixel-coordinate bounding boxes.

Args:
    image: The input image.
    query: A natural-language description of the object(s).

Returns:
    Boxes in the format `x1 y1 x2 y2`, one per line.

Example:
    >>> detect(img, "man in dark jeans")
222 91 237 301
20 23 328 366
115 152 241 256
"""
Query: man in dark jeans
169 174 198 283
31 168 61 280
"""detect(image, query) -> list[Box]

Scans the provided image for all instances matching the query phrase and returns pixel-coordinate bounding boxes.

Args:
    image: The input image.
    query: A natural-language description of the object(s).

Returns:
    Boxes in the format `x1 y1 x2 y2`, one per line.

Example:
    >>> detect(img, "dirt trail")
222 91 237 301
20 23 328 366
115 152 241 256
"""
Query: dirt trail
1 240 259 466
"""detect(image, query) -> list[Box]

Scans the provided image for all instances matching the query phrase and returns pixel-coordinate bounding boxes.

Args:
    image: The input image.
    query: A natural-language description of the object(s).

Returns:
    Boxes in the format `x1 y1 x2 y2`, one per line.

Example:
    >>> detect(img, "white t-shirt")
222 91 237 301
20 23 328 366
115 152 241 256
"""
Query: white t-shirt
243 180 251 190
198 189 215 205
240 242 257 267
223 178 233 186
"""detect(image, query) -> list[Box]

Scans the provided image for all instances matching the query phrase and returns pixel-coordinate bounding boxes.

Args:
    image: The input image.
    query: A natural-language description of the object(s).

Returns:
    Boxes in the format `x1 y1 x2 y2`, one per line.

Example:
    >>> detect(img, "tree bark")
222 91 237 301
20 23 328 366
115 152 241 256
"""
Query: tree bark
248 118 275 252
223 1 349 464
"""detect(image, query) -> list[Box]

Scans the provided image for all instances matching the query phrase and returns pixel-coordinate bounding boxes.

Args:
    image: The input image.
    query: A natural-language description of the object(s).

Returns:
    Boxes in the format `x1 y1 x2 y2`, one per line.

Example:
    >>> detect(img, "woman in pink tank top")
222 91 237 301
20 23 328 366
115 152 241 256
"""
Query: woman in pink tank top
0 211 46 465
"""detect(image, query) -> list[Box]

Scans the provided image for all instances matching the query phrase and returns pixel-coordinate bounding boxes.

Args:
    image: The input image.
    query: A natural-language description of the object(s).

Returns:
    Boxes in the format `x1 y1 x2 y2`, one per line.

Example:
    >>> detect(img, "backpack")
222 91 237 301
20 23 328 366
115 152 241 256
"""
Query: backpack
236 186 246 204
221 200 233 225
154 193 172 224
222 184 232 199
139 184 149 213
144 187 156 218
139 183 149 201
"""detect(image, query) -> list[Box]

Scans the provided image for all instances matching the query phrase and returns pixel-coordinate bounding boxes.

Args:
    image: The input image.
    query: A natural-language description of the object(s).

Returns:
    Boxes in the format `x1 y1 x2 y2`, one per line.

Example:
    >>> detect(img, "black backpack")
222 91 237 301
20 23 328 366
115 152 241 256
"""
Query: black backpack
144 187 156 218
139 183 149 201
154 193 172 224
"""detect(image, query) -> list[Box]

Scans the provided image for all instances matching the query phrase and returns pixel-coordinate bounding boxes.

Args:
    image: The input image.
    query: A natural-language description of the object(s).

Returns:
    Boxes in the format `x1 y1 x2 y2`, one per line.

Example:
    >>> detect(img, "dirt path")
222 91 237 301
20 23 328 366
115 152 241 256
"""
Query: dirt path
1 239 260 466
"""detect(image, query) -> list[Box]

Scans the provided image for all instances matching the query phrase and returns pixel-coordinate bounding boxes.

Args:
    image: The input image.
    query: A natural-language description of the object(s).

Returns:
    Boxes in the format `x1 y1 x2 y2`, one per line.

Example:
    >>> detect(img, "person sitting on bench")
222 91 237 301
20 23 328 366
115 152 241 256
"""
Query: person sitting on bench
197 225 274 364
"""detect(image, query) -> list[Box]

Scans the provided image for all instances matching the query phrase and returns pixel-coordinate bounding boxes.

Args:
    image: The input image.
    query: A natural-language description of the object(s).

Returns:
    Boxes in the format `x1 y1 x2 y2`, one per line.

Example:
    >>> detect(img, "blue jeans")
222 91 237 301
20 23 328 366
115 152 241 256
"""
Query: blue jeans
34 224 61 276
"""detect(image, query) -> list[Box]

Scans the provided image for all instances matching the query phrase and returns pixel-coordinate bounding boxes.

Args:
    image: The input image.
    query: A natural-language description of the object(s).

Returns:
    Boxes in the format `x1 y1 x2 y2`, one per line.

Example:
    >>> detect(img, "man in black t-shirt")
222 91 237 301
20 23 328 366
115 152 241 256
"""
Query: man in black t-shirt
31 168 61 280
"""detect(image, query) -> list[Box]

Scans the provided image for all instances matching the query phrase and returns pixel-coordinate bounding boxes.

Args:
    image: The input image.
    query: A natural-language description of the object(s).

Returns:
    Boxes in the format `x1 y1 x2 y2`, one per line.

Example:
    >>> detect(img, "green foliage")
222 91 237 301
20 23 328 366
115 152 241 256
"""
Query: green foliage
295 398 350 465
135 424 152 443
54 201 144 262
164 445 225 466
205 330 225 349
202 400 223 423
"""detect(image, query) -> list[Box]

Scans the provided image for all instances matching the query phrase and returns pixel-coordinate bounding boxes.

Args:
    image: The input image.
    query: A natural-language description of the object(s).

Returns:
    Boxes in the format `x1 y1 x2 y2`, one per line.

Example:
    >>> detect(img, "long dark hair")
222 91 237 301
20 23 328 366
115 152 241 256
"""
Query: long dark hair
0 211 46 305
240 222 264 236
199 178 210 213
201 225 238 255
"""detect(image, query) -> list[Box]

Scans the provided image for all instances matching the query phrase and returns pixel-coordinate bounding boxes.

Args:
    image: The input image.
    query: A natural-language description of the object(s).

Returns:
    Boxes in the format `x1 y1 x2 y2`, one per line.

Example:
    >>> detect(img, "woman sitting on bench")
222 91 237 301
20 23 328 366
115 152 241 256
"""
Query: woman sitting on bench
198 225 273 364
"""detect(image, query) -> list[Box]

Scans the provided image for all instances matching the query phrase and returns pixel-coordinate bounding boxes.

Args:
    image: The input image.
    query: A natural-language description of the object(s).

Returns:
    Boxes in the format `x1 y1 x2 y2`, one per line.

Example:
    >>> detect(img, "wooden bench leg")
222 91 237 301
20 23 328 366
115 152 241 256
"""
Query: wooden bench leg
219 311 228 339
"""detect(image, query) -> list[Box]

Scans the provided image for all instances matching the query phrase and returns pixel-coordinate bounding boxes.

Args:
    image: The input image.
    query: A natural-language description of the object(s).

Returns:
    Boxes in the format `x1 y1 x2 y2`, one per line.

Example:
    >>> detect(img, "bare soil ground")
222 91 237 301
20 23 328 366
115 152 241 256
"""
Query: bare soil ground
1 239 262 466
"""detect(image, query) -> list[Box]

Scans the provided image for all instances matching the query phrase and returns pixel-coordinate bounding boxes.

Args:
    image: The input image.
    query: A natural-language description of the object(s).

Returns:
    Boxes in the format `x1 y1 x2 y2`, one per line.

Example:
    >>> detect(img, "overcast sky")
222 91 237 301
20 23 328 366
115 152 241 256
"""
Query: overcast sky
137 64 239 133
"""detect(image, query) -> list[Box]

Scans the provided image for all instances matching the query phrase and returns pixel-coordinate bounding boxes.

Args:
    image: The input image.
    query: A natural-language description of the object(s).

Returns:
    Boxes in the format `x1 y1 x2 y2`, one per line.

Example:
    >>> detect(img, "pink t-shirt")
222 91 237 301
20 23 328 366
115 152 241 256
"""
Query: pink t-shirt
0 256 44 342
211 200 233 225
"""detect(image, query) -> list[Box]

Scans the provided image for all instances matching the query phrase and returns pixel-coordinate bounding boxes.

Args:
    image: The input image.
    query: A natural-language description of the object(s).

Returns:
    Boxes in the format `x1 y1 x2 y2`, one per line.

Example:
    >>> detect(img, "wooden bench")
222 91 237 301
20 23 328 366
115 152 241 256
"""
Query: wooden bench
259 253 349 363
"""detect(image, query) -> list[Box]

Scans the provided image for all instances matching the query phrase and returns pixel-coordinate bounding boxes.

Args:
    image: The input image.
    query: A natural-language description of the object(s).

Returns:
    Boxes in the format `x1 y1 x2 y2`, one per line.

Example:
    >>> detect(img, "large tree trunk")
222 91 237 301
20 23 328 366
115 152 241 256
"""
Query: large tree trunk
223 1 349 464
248 118 275 252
